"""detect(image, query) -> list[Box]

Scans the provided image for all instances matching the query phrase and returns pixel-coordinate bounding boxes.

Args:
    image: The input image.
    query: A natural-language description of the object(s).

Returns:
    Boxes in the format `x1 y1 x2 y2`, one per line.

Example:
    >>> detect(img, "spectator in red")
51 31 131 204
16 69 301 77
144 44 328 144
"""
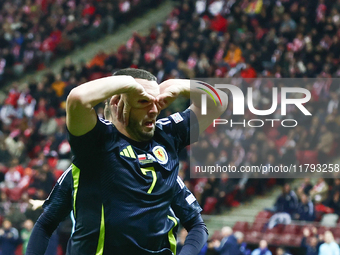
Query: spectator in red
210 14 228 33
241 63 257 79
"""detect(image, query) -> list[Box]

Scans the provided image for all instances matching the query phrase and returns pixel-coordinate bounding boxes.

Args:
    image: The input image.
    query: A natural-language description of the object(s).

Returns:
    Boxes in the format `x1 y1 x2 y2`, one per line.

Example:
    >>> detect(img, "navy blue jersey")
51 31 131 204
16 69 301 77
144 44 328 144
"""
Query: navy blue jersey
66 109 200 255
26 165 203 255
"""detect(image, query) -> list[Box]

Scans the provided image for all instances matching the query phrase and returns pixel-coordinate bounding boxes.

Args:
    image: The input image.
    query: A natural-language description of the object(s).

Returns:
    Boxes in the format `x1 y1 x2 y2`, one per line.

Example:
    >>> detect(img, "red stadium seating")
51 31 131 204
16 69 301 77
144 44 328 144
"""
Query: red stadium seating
333 227 340 238
266 178 276 188
265 224 284 234
279 233 294 246
15 244 22 255
250 222 265 232
262 232 278 245
296 150 319 165
203 197 217 214
255 211 273 220
245 230 263 244
290 235 303 247
211 230 223 241
233 221 249 233
246 187 255 196
283 224 301 235
318 226 332 235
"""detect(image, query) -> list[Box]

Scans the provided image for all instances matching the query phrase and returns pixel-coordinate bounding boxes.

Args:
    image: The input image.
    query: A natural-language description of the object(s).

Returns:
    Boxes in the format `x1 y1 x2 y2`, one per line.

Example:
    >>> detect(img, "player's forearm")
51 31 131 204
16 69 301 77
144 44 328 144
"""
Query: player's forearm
180 214 209 255
25 220 52 255
67 75 137 109
163 79 227 114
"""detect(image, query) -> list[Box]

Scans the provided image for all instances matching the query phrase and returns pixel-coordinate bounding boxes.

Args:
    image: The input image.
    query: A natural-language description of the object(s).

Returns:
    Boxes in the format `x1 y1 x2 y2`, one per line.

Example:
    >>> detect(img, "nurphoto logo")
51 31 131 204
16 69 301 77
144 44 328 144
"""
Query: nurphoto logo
199 81 312 128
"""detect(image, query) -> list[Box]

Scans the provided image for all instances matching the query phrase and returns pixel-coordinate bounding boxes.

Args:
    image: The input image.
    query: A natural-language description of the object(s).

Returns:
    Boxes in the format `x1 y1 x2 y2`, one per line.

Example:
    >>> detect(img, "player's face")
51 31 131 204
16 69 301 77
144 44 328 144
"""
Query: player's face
126 78 160 142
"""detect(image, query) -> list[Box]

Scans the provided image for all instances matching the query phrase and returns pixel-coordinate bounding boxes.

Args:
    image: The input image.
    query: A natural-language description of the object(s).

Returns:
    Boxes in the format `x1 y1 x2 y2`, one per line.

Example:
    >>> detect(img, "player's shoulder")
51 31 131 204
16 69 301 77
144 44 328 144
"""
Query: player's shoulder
97 117 120 138
156 109 191 130
97 117 115 132
56 165 73 185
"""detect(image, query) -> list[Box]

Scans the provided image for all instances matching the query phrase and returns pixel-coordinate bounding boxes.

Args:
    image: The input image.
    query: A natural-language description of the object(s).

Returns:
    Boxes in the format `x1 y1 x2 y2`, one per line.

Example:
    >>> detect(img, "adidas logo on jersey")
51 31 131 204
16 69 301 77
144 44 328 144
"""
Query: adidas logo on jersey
119 145 136 158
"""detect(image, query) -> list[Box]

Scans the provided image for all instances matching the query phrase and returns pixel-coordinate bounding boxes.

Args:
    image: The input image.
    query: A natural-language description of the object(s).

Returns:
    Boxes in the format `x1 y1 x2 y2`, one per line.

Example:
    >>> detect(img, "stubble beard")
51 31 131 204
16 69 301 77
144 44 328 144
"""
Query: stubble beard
127 117 155 142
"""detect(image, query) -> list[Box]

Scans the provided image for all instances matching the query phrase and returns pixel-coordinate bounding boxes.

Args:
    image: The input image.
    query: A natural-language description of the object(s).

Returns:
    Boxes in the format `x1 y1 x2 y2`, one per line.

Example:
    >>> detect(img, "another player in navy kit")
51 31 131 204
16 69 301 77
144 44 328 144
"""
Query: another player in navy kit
26 166 203 255
28 68 227 254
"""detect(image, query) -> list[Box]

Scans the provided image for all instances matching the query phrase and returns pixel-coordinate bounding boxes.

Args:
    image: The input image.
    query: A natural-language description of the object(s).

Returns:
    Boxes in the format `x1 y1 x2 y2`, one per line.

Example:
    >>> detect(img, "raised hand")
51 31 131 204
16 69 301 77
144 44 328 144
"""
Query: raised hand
117 82 155 126
156 79 185 110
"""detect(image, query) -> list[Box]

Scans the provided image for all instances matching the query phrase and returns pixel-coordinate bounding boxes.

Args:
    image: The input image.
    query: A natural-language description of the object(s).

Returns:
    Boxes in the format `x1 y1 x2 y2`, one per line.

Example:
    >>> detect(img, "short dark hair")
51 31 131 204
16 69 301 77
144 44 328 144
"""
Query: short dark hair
113 68 157 81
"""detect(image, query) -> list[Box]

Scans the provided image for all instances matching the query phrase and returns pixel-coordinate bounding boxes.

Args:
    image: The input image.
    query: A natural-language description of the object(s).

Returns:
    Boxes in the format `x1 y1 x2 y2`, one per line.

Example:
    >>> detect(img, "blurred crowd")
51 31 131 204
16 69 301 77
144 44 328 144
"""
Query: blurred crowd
198 179 340 255
0 0 162 86
1 0 340 254
197 225 340 255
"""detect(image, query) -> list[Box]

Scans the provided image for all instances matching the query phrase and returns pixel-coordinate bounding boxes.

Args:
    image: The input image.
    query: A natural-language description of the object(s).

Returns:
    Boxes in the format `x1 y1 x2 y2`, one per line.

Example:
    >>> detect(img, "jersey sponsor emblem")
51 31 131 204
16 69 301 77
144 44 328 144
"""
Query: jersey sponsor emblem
185 194 196 205
138 153 157 164
152 146 168 164
138 154 146 160
170 112 183 123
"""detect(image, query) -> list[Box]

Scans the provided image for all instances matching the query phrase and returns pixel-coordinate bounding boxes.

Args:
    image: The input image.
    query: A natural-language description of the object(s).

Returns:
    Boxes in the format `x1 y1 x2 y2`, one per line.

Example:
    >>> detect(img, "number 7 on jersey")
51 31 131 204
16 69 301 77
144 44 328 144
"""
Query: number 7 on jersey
141 167 157 194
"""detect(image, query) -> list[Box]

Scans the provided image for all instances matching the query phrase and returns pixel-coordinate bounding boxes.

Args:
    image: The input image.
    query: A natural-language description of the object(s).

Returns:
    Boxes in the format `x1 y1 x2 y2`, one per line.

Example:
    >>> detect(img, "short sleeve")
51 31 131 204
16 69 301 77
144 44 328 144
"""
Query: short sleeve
67 116 116 156
43 167 73 223
171 176 202 224
156 109 199 152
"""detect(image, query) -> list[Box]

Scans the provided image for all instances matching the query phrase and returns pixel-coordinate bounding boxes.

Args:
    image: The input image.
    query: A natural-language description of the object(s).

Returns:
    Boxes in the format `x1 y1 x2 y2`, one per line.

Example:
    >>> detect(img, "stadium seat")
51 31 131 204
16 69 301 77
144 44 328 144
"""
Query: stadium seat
245 230 263 244
290 235 303 247
318 226 332 235
250 222 266 232
233 221 249 233
89 72 106 81
225 193 235 206
333 227 340 238
266 178 276 188
211 230 223 241
262 232 277 245
15 244 22 255
255 211 273 220
246 187 255 196
231 200 240 207
265 224 284 234
283 224 301 235
203 197 217 214
279 233 294 246
296 150 319 165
